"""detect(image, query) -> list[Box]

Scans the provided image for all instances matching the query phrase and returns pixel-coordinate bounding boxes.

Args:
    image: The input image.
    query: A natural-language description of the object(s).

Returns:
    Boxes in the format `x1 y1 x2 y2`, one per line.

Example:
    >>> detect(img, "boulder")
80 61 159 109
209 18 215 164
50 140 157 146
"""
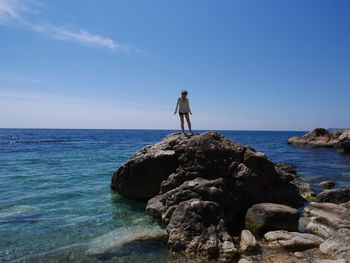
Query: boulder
240 230 259 252
264 230 324 251
288 128 350 154
112 132 313 260
166 198 237 261
320 228 350 260
304 202 350 239
245 203 300 233
316 189 350 204
111 138 179 199
319 181 336 189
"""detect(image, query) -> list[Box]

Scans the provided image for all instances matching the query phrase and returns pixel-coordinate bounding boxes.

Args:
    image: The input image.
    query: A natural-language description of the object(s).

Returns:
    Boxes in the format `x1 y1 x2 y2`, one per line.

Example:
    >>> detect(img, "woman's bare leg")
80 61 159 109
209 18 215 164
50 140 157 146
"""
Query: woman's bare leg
180 114 185 134
185 113 193 134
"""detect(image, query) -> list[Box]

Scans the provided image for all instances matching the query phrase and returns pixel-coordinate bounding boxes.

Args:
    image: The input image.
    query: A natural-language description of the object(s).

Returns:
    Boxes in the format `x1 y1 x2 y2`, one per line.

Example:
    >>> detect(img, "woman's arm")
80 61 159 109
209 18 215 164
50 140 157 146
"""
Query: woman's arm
187 99 192 114
174 98 179 114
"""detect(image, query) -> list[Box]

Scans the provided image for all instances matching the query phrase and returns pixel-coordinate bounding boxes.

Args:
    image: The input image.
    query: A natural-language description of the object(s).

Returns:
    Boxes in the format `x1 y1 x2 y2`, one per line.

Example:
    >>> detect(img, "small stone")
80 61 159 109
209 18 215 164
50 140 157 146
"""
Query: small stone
238 258 252 263
319 181 335 189
294 251 304 258
240 230 259 252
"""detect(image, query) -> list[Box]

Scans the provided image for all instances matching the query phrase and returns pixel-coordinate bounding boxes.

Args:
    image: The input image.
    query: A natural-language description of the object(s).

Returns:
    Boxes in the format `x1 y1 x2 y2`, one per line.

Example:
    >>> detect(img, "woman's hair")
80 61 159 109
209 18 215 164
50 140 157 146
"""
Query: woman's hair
181 90 188 95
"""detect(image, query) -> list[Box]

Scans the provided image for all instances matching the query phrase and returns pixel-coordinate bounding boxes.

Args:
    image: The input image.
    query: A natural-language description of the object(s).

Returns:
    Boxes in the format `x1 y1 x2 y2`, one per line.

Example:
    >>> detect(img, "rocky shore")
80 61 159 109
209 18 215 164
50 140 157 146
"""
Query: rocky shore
288 128 350 153
111 132 350 262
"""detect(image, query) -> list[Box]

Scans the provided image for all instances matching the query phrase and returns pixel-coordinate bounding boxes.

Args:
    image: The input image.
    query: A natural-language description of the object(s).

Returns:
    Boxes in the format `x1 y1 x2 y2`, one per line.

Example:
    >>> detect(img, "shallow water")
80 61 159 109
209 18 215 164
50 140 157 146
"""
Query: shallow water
0 129 349 262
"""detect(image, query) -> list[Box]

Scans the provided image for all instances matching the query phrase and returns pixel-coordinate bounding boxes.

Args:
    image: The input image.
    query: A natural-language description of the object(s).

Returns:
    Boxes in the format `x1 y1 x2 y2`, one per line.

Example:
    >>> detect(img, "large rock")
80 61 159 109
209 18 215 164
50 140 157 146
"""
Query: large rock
320 228 350 260
316 189 350 204
166 198 237 261
264 230 324 251
111 138 179 199
112 132 313 260
245 203 300 233
304 202 350 239
288 128 350 153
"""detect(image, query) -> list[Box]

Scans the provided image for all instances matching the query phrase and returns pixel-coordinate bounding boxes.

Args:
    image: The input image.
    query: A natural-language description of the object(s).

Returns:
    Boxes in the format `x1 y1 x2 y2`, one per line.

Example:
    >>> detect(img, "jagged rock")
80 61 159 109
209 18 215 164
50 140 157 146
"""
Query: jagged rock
319 181 336 189
111 138 179 199
240 230 259 252
112 132 313 260
245 203 300 233
166 198 237 261
264 230 324 251
320 228 350 260
304 202 350 238
275 162 300 175
316 189 350 204
288 128 350 154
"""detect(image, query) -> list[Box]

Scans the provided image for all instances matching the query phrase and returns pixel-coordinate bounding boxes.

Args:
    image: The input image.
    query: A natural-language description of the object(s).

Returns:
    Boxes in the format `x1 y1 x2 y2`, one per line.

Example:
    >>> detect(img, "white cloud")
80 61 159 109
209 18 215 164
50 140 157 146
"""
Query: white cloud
0 0 143 54
0 0 39 24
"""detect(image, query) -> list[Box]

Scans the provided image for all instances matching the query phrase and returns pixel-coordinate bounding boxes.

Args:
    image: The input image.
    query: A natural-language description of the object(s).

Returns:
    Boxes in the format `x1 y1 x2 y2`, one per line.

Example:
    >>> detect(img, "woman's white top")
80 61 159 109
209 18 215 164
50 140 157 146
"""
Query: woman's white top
175 97 191 113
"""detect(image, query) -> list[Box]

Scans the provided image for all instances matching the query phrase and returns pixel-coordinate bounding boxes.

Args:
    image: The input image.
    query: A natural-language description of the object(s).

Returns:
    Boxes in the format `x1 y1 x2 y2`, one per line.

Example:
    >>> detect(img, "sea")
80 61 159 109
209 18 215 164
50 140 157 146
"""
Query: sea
1 129 350 263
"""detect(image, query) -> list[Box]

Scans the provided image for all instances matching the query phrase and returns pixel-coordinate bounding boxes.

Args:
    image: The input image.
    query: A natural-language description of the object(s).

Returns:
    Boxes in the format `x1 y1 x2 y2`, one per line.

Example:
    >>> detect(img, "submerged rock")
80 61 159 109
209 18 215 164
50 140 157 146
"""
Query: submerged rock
111 132 314 260
264 230 324 251
245 203 300 233
319 181 336 190
288 128 350 153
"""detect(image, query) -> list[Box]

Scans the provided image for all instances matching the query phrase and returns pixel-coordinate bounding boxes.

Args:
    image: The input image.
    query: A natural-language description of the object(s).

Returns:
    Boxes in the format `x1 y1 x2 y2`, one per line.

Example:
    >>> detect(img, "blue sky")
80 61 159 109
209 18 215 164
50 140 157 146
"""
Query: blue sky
0 0 349 130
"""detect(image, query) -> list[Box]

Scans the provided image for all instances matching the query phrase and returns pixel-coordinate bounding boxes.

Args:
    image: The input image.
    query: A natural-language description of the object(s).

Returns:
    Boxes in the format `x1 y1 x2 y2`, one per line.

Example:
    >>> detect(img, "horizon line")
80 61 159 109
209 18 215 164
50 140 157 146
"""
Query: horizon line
0 127 309 132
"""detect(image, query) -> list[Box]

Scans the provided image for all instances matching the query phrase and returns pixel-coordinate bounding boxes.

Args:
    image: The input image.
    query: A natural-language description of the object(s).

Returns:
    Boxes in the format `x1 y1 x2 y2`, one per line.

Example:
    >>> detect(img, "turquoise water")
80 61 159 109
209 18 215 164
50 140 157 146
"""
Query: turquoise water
1 129 350 262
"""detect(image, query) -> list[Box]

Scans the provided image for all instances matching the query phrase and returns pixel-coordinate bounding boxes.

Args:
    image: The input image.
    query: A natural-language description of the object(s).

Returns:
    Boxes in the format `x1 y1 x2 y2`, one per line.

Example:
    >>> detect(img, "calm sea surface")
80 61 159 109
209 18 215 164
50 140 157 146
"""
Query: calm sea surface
1 129 350 262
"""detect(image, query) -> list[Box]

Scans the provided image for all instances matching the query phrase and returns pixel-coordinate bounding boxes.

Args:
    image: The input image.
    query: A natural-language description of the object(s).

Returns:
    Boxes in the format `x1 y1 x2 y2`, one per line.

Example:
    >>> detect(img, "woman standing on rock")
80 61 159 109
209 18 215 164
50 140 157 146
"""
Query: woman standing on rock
174 90 193 135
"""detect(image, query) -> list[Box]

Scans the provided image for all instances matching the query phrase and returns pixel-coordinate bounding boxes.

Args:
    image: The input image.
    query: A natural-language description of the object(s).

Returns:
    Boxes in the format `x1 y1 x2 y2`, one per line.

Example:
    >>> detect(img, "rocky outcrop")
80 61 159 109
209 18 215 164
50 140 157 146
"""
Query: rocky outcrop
336 130 350 154
304 202 350 239
112 132 313 260
245 203 300 233
316 189 350 204
264 230 324 251
288 128 350 153
320 228 350 260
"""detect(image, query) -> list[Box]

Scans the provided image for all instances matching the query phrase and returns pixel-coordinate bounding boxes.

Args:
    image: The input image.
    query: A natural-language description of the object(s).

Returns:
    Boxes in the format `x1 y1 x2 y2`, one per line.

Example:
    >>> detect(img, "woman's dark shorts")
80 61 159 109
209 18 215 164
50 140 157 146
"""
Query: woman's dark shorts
179 112 189 116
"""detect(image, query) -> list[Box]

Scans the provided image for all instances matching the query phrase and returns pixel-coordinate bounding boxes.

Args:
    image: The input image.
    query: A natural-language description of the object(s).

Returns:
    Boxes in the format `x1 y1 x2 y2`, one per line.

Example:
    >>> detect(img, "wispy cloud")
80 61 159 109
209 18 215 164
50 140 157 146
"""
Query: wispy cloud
0 0 144 54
